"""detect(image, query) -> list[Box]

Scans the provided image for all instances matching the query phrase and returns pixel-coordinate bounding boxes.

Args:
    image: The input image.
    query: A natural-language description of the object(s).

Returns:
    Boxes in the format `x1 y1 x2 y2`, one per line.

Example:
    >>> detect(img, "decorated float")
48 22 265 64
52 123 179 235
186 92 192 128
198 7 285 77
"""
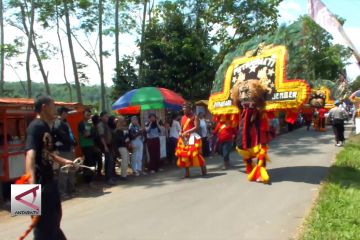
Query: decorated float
208 43 310 184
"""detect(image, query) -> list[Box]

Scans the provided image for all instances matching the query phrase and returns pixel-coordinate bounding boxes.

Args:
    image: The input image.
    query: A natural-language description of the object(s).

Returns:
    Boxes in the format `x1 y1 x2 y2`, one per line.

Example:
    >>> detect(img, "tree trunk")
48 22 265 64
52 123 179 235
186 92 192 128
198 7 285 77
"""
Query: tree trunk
138 0 147 85
31 35 51 95
0 0 4 95
63 0 82 103
25 0 35 98
99 0 106 111
115 0 120 80
56 4 72 101
20 1 51 96
148 0 154 22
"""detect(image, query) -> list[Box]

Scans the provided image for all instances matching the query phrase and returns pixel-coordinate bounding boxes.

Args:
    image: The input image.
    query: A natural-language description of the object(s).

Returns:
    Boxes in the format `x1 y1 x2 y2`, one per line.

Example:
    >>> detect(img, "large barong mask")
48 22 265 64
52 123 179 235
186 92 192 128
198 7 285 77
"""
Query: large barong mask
309 90 326 109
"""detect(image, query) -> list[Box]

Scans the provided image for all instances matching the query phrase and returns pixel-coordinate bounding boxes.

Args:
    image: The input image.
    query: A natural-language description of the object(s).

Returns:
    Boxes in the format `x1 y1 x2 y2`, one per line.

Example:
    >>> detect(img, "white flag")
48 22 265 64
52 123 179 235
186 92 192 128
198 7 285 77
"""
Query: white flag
308 0 360 65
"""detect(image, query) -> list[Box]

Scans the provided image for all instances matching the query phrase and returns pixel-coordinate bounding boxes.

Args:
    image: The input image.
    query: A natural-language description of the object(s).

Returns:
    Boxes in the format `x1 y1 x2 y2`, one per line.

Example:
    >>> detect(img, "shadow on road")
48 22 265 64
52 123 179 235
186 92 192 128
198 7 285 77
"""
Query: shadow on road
270 131 334 156
269 164 360 189
189 172 227 179
268 166 329 184
65 186 112 201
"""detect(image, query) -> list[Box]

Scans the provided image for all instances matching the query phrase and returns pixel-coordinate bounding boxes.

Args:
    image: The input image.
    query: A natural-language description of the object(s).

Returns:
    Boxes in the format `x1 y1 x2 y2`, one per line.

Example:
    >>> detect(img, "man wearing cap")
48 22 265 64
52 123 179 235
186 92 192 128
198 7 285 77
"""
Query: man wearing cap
98 111 116 185
53 106 77 197
328 100 348 147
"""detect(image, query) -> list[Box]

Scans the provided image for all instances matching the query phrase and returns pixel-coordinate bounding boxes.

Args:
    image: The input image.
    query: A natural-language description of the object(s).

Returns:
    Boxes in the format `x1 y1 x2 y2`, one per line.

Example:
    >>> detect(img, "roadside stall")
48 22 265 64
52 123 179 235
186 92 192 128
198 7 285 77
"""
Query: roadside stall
0 98 85 183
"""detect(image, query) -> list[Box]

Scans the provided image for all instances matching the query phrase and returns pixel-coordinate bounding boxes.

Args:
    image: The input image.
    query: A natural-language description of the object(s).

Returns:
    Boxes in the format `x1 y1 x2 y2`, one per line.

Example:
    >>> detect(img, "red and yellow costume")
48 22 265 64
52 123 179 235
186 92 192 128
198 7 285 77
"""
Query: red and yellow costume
235 109 271 183
176 115 206 168
314 107 327 131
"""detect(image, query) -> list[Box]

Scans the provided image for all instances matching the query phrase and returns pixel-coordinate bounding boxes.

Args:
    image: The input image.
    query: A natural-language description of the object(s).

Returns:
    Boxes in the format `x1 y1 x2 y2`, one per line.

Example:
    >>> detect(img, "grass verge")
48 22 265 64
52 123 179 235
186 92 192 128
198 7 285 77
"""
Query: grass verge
300 134 360 240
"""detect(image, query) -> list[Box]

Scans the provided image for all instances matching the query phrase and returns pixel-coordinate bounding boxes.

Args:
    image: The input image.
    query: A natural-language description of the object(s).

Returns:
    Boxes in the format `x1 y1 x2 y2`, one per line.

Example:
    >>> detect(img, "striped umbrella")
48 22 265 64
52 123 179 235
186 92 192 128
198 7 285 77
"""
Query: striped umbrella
112 87 185 114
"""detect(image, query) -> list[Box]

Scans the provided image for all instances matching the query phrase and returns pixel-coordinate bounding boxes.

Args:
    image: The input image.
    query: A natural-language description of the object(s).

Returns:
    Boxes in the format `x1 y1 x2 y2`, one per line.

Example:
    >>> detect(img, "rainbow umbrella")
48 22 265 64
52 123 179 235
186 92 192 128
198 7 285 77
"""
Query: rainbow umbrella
112 87 185 114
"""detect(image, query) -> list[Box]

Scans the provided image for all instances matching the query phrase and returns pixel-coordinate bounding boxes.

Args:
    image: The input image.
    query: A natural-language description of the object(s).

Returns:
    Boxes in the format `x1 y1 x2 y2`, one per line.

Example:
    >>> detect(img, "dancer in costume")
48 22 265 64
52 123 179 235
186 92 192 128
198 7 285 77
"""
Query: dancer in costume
176 102 207 178
213 120 236 170
231 79 271 183
309 90 327 131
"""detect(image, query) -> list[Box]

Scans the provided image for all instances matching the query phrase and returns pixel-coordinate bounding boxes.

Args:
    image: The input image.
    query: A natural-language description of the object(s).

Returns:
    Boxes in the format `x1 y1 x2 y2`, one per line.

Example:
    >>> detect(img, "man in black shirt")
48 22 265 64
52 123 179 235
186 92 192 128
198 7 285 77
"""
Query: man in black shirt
25 95 73 240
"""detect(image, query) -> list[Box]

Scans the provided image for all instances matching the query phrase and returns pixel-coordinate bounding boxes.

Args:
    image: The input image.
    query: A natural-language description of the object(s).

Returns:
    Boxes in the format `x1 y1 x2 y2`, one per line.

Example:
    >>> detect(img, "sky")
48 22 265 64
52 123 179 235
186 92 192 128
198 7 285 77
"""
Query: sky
3 0 360 88
278 0 360 81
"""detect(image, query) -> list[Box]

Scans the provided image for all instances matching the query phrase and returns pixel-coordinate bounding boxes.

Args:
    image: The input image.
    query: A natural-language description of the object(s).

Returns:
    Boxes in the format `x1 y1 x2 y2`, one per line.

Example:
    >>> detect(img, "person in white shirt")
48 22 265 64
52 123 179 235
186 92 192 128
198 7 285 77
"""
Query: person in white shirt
169 114 181 163
198 112 210 157
328 100 348 146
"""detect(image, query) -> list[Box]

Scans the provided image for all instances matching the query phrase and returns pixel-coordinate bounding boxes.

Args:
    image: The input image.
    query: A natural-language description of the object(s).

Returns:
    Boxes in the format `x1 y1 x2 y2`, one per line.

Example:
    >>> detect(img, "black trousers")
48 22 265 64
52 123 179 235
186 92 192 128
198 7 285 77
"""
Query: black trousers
201 137 210 157
81 146 100 183
168 137 178 162
147 138 160 171
34 181 66 240
332 120 345 142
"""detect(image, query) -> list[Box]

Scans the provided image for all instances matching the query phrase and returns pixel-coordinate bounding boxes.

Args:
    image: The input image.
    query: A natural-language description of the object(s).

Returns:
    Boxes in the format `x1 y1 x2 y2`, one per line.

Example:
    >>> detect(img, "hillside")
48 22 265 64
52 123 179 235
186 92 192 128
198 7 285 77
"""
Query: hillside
2 82 113 108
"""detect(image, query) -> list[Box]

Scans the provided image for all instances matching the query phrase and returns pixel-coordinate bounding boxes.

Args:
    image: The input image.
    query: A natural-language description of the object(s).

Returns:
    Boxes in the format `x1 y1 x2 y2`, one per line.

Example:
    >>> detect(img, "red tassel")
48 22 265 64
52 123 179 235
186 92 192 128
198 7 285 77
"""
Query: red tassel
15 174 31 184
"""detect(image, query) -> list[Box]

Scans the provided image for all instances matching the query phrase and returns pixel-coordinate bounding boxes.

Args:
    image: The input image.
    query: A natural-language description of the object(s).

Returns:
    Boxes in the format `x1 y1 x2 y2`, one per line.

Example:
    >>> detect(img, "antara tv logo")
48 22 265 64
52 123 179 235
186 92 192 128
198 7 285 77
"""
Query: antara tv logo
11 184 41 216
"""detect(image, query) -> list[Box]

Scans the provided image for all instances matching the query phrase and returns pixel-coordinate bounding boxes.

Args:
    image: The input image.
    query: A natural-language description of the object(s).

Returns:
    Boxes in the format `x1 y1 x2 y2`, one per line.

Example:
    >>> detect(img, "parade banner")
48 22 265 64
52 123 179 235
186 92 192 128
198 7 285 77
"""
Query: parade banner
308 0 360 65
208 45 310 115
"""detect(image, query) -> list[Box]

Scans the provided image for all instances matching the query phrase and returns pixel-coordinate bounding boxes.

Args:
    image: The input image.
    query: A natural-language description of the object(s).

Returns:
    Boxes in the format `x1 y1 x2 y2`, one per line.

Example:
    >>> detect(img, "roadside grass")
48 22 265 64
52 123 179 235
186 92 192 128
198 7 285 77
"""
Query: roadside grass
300 134 360 240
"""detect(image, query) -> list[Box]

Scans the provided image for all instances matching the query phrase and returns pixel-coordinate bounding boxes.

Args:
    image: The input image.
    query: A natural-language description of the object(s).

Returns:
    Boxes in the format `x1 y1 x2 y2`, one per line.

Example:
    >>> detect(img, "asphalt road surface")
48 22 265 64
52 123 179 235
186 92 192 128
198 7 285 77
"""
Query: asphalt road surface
0 126 350 240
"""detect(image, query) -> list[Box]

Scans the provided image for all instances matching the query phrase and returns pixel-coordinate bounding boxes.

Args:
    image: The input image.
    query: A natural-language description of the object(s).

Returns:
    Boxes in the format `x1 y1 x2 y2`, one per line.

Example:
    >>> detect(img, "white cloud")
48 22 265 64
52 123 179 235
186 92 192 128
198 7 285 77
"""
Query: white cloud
278 0 304 24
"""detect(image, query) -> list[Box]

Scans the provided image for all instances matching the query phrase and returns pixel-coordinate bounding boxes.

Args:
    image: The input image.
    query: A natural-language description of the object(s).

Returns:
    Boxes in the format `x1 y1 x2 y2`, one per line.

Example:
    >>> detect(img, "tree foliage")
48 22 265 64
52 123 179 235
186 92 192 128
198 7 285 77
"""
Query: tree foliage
112 55 138 100
140 1 216 100
211 16 351 93
1 0 354 107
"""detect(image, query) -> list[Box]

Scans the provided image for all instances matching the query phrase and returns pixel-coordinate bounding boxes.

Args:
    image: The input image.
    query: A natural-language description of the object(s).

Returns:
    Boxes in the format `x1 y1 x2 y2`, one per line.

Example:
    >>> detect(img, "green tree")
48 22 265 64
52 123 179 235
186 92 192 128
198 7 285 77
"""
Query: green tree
112 55 138 100
7 0 54 96
141 1 215 100
183 0 282 64
211 16 351 94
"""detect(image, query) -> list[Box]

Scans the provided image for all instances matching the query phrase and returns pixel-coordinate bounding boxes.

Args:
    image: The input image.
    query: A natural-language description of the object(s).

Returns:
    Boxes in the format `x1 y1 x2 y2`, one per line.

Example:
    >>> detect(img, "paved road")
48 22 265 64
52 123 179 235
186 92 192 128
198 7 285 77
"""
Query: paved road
0 126 350 240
